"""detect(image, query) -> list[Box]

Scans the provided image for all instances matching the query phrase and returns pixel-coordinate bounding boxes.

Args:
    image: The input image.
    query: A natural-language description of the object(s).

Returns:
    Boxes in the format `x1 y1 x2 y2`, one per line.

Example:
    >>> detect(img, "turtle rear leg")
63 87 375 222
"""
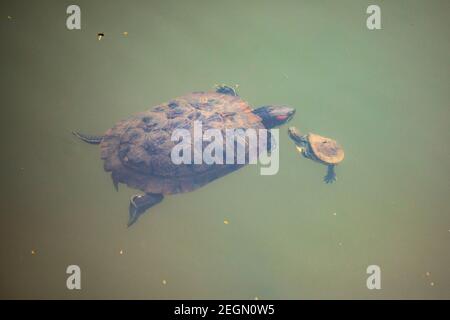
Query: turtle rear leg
128 193 164 227
214 84 239 96
324 165 337 184
72 131 104 144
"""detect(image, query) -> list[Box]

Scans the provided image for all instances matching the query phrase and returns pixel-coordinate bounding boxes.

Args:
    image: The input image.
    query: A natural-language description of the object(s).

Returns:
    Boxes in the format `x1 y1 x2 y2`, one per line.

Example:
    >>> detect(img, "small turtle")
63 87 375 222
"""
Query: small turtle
288 127 344 183
73 86 295 226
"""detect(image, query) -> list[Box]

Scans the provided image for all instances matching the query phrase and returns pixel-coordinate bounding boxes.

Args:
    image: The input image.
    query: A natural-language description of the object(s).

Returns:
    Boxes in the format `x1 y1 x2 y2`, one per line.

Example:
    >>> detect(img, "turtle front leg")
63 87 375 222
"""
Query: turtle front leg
296 146 311 159
324 165 337 184
128 193 164 227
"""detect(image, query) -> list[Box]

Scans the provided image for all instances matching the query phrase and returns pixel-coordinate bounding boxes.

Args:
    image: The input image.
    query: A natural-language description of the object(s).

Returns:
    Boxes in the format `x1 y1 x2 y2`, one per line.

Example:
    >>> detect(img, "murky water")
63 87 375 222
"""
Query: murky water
1 0 449 299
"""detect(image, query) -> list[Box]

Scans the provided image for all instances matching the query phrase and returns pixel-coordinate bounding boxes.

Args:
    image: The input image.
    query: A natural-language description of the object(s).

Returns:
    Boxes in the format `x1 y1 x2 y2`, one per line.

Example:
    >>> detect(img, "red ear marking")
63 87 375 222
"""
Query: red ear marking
276 115 287 121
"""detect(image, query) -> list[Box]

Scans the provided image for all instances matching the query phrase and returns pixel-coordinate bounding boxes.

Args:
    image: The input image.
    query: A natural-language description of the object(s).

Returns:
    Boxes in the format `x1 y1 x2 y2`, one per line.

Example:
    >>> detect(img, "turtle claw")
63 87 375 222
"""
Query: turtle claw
127 193 164 227
128 200 141 227
112 173 120 191
324 175 336 184
295 146 304 155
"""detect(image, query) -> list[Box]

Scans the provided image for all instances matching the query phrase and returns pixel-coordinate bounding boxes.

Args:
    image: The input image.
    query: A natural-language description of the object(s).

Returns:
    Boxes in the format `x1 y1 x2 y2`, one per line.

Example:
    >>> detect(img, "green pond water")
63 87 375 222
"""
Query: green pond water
1 0 449 299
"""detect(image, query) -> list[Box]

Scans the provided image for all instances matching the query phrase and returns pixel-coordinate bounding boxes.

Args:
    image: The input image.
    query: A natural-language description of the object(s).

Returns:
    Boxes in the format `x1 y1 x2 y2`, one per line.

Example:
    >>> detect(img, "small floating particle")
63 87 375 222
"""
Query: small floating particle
426 272 431 277
122 31 128 36
430 282 435 286
223 219 229 225
119 250 124 255
162 280 167 285
31 250 36 255
338 242 342 246
254 296 259 300
97 33 104 40
7 16 13 20
333 212 337 216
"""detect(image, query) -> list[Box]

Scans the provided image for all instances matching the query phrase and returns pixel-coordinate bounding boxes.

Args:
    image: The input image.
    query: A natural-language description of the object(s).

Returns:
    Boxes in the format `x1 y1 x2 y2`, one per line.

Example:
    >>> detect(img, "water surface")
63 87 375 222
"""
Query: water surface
0 0 449 299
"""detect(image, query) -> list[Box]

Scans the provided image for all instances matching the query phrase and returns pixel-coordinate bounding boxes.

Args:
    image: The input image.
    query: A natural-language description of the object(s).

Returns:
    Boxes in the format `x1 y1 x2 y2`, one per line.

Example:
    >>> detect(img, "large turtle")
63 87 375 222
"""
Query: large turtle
287 126 344 183
74 86 295 226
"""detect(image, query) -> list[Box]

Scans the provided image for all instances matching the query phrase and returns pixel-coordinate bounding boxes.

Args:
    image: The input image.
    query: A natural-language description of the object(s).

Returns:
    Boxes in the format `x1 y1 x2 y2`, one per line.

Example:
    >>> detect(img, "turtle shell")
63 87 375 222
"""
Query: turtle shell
307 133 344 165
100 92 265 195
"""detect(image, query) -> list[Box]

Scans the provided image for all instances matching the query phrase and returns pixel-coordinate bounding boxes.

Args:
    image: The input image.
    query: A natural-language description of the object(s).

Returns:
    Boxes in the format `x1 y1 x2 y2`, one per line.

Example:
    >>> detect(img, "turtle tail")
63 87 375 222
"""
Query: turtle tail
72 131 104 145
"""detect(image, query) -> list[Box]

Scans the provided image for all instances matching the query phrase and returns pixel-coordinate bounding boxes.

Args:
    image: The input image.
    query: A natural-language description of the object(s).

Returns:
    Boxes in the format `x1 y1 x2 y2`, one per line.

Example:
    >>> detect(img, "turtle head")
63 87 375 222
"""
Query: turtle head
253 105 295 129
288 127 308 148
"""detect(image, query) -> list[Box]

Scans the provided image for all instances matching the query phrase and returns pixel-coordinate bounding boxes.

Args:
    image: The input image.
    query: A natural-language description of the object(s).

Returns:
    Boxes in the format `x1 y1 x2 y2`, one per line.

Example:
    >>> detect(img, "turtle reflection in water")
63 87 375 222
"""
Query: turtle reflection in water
73 86 295 226
288 127 344 183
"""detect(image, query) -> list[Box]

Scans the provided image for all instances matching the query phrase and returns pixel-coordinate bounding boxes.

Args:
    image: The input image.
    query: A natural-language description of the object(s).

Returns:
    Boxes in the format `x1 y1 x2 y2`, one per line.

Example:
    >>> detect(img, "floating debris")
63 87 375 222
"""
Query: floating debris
97 33 104 41
119 250 124 255
162 280 167 285
430 282 435 286
333 212 337 216
31 250 36 255
425 271 431 277
7 16 13 20
254 296 259 300
122 31 128 36
338 242 343 246
223 219 229 225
